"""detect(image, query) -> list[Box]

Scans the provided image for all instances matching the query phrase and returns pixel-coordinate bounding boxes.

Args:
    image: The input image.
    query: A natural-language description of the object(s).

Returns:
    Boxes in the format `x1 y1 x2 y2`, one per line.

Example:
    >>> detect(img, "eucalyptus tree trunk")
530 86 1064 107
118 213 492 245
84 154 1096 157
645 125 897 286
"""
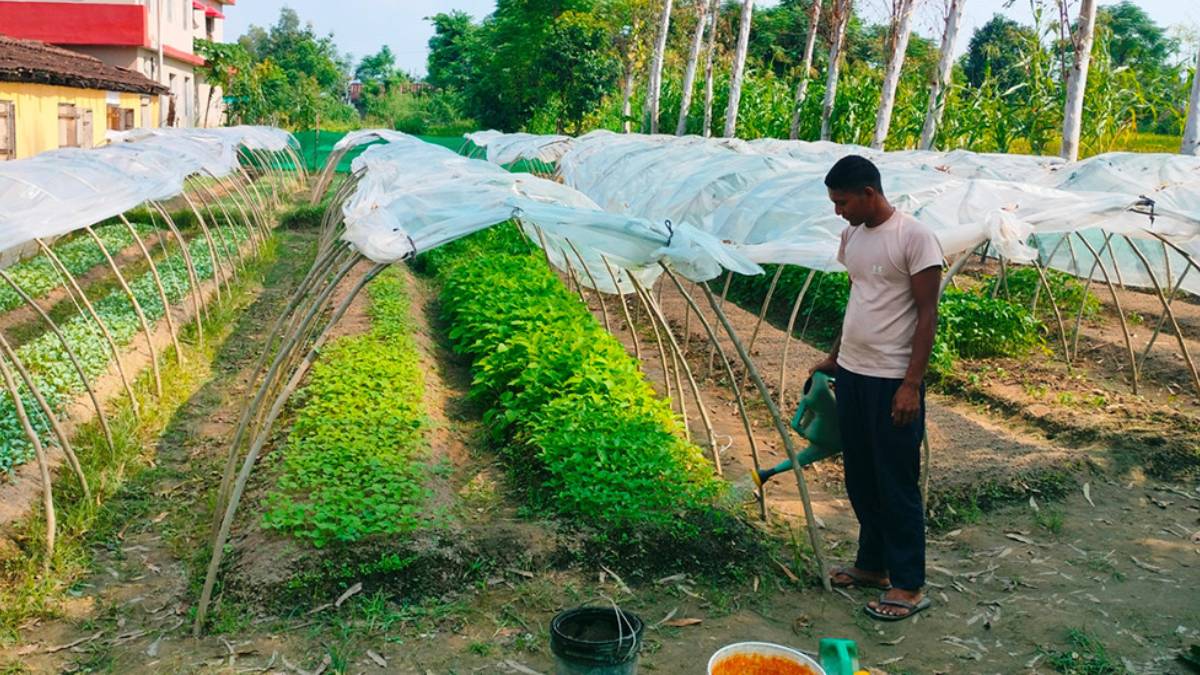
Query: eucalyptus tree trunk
919 0 965 150
1182 46 1200 155
701 0 719 137
1060 0 1097 162
789 0 823 140
870 0 917 150
723 0 755 138
676 0 711 135
621 63 636 133
644 0 675 134
820 0 853 141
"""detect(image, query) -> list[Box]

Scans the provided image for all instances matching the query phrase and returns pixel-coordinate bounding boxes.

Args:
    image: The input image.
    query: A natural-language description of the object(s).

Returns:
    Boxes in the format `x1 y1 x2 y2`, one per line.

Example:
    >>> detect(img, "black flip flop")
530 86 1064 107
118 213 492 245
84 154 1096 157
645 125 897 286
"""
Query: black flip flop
864 593 931 622
829 566 892 590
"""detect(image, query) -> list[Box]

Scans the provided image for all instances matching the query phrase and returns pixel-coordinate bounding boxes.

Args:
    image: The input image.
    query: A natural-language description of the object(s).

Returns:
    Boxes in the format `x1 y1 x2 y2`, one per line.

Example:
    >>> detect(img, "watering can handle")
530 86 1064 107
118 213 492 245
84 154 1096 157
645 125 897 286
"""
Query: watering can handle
818 638 861 675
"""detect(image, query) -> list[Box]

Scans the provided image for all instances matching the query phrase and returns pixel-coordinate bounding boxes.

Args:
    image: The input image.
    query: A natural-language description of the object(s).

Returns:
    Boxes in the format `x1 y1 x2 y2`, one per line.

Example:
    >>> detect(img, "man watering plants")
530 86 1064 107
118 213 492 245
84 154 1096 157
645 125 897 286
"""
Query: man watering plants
810 155 942 622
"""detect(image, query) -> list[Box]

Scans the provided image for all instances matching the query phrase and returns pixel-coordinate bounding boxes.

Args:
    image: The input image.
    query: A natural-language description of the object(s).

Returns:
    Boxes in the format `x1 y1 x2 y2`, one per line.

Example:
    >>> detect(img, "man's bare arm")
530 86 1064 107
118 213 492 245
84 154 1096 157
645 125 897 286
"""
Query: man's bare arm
892 266 940 425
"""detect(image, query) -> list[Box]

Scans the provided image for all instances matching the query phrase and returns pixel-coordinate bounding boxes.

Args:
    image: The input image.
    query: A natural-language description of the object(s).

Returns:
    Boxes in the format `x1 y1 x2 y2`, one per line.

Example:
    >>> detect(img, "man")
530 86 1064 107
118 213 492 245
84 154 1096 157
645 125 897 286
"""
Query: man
811 155 942 621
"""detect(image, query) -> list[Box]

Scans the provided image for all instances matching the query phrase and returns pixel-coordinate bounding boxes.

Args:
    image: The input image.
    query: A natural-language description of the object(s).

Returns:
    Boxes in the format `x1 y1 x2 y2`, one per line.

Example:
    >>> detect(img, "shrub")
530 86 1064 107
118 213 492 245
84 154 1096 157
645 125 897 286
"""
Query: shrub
261 269 430 548
938 287 1043 359
982 267 1101 324
278 204 325 230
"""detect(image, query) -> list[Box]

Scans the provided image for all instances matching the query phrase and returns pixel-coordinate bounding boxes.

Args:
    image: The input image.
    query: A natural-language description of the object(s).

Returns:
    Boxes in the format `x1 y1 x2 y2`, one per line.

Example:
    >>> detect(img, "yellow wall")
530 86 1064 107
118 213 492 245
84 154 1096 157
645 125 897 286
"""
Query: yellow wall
0 82 160 159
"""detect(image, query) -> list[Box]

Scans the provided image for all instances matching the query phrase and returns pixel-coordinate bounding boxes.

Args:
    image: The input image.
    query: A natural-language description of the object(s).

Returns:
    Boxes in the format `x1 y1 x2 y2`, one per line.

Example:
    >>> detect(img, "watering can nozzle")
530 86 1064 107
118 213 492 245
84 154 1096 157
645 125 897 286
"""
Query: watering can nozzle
753 371 842 488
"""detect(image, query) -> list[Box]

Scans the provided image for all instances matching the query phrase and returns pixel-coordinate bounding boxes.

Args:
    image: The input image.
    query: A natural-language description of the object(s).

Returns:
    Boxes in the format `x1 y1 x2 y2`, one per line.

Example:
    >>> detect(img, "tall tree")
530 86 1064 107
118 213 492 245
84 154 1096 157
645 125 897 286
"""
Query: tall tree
643 0 674 133
870 0 917 149
788 0 822 140
676 0 711 135
820 0 853 141
918 0 965 149
1184 47 1200 155
426 12 478 92
542 11 621 133
701 0 719 137
1096 1 1175 73
1060 0 1097 161
723 0 755 137
963 15 1036 92
598 0 655 133
356 45 397 83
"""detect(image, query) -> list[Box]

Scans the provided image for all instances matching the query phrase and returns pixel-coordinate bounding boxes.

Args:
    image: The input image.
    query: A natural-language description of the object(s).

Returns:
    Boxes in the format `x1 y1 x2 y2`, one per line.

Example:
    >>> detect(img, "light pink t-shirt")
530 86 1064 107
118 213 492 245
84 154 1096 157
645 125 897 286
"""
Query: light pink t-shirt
836 210 944 379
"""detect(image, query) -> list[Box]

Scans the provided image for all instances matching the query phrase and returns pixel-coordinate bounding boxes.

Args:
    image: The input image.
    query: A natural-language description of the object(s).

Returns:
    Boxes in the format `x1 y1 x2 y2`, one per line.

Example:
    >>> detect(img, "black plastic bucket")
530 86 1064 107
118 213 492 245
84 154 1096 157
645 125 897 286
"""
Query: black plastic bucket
549 606 644 675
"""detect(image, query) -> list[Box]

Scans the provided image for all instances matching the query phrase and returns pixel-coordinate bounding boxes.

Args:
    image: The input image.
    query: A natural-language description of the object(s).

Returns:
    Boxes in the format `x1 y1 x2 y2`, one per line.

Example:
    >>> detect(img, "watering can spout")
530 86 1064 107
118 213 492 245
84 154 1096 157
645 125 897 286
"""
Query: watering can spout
752 371 842 488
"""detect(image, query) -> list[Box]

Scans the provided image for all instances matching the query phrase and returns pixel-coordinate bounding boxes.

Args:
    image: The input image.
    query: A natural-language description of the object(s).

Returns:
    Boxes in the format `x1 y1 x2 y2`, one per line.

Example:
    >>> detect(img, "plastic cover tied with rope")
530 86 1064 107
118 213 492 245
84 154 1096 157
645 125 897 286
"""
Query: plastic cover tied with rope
337 131 762 290
469 130 1200 285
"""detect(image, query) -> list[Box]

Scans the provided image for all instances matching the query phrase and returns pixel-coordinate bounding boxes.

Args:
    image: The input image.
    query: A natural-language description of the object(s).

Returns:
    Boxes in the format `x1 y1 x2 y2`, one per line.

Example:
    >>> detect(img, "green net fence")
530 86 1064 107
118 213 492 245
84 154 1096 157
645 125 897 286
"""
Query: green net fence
290 131 470 173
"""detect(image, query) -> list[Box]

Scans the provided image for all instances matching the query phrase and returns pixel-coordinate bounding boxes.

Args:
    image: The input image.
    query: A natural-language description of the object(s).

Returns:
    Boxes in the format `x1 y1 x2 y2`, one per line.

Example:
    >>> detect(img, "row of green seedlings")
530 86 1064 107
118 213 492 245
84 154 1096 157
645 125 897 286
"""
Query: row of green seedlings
0 222 255 474
260 268 431 549
725 264 1100 377
420 225 763 574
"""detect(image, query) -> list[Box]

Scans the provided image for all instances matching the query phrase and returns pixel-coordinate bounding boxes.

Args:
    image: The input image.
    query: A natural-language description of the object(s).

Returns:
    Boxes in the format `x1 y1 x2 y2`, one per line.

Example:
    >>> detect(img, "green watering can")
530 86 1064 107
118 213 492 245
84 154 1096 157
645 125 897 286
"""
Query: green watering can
752 370 842 488
819 638 863 675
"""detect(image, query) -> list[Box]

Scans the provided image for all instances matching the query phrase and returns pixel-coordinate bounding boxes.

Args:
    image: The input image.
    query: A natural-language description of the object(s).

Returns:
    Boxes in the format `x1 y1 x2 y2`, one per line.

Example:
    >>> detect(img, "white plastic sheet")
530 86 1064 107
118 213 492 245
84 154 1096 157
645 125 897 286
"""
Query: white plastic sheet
339 132 761 290
0 125 297 256
469 130 1200 291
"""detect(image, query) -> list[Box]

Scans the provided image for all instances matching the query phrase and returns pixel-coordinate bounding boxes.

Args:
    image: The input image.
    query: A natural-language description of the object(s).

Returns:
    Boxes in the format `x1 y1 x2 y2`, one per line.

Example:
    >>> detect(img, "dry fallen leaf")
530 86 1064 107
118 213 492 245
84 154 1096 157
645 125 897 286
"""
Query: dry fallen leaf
1083 482 1095 508
1005 532 1036 545
366 650 387 668
663 618 703 627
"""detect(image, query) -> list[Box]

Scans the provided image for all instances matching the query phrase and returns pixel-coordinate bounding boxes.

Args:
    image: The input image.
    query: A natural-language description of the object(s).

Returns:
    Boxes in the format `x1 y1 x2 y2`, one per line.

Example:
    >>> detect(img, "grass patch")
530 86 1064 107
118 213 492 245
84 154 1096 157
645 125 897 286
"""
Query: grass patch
278 203 325 230
927 469 1074 531
1043 628 1126 674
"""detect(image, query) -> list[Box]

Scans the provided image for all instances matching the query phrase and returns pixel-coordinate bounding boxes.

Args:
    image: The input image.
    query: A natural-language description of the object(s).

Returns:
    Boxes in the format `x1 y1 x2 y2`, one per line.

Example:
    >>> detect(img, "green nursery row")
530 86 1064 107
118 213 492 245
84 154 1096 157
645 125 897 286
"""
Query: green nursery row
0 225 255 475
422 226 757 567
261 268 430 548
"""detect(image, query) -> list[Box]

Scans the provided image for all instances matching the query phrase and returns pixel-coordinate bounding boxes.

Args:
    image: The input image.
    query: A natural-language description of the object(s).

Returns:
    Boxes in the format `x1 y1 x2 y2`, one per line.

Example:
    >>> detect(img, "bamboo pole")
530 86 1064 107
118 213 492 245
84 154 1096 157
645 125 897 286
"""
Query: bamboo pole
637 274 721 475
1140 265 1191 365
705 271 733 377
197 261 382 637
1069 232 1113 360
210 248 354 531
778 269 817 411
0 268 113 454
565 239 610 332
1122 235 1200 397
1075 233 1138 393
85 226 162 398
702 282 829 588
120 216 182 362
661 265 765 519
36 239 140 421
632 276 692 442
151 202 207 343
0 354 54 569
1030 259 1074 371
181 193 231 301
630 277 680 426
0 332 89 502
601 256 642 361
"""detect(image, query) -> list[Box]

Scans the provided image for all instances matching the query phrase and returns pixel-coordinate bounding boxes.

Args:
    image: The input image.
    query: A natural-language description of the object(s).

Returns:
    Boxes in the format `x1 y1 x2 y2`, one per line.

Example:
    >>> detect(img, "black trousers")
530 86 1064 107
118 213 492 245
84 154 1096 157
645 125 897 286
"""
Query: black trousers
835 366 926 590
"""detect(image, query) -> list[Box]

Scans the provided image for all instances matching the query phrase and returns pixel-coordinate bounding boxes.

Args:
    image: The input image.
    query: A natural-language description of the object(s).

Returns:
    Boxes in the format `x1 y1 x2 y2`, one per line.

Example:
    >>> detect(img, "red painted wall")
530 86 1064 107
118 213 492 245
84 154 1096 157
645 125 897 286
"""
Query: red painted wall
0 2 149 47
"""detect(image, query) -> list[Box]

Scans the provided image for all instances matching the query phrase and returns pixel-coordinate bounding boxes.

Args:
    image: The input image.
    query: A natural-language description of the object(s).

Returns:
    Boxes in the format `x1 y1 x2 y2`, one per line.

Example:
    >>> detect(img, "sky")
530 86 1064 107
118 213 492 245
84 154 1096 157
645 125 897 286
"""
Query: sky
224 0 1200 78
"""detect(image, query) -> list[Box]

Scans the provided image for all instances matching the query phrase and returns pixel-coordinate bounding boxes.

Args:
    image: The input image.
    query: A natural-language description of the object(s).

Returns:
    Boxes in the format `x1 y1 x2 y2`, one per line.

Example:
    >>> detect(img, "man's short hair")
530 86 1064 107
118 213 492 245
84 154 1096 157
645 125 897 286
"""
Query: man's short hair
824 155 884 194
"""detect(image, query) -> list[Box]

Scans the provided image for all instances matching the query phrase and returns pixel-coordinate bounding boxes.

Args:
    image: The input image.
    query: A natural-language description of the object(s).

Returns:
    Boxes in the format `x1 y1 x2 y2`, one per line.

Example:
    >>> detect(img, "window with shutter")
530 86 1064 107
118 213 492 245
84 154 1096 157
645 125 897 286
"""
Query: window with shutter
0 101 13 160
